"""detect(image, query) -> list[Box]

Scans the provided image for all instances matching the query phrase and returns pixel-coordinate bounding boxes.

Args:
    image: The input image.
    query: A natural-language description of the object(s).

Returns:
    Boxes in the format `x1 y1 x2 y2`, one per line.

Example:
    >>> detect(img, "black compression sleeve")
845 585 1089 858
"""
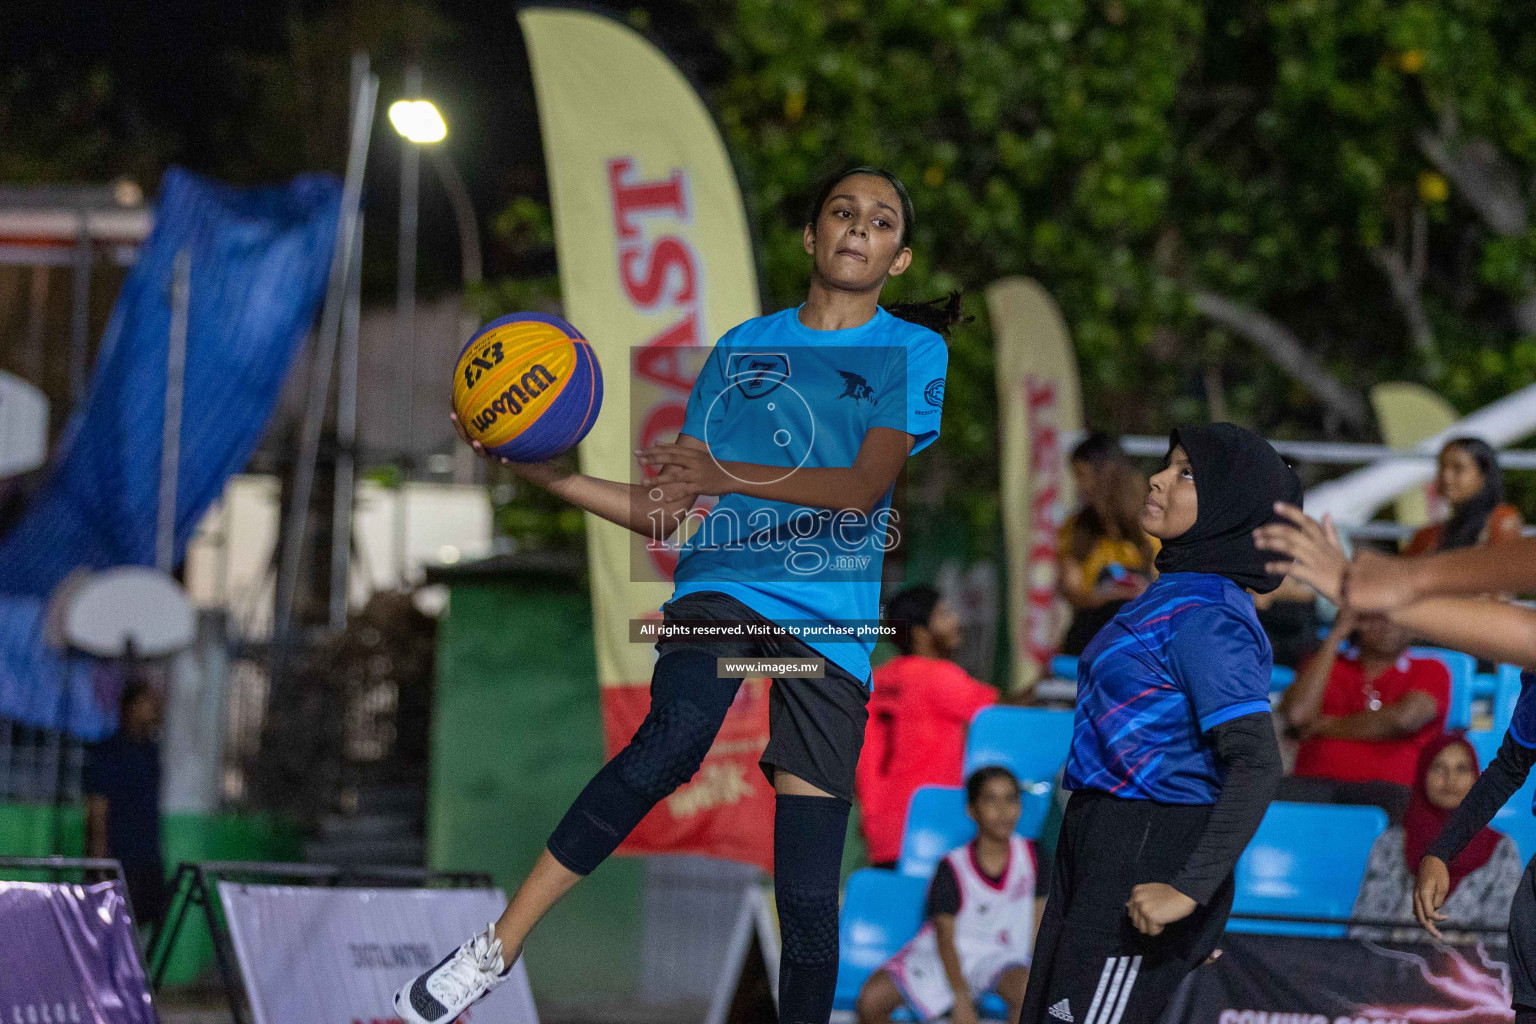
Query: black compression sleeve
1426 732 1536 864
926 859 961 918
1171 711 1282 905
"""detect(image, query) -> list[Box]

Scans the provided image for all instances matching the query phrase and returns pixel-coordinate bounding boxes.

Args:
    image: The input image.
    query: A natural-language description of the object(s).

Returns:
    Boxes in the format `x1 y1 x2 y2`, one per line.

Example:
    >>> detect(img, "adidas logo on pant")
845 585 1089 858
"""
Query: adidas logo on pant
1048 999 1075 1022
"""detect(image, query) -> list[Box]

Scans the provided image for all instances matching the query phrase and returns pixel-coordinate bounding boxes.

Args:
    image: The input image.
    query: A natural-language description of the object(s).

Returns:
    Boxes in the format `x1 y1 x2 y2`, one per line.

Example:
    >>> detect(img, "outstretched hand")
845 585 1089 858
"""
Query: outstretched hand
1252 503 1347 604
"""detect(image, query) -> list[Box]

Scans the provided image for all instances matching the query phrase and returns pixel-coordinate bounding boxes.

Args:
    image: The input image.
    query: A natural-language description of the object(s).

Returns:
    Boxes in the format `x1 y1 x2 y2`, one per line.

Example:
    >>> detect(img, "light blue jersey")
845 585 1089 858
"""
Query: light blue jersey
672 306 948 684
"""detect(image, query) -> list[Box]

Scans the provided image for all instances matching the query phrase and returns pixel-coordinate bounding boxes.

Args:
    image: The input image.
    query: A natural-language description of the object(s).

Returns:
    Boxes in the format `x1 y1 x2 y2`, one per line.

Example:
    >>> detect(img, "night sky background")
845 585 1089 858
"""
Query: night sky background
0 0 723 300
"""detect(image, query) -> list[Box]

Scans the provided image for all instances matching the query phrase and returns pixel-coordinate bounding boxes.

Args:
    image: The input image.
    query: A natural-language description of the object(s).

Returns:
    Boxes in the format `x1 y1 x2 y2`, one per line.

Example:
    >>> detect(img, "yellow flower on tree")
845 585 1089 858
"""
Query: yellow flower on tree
784 89 806 122
1419 170 1449 204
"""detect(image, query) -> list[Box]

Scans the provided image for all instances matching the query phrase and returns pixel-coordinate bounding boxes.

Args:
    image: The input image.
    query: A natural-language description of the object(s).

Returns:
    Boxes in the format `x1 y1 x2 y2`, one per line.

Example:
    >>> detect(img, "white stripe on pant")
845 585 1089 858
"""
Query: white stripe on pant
1082 956 1143 1024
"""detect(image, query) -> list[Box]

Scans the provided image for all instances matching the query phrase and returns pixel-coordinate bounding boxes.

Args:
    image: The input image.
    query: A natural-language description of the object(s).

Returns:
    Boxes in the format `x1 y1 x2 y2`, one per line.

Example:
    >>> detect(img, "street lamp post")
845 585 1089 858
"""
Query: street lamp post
392 67 423 588
388 78 483 579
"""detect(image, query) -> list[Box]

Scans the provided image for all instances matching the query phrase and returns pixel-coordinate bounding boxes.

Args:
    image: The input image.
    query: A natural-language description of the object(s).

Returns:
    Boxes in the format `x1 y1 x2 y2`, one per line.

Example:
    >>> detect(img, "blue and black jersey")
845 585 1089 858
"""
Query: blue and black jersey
1064 572 1273 804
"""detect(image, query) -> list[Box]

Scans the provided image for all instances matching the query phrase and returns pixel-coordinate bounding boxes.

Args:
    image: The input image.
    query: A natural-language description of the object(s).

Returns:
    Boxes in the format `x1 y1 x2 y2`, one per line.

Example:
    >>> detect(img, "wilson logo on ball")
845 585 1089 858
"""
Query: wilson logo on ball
468 364 557 431
452 313 603 462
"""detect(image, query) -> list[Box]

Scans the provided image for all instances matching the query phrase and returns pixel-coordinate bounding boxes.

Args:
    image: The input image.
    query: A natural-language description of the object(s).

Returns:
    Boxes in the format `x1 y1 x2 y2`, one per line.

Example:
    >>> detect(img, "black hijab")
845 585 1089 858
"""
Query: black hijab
1153 423 1303 594
1438 437 1503 551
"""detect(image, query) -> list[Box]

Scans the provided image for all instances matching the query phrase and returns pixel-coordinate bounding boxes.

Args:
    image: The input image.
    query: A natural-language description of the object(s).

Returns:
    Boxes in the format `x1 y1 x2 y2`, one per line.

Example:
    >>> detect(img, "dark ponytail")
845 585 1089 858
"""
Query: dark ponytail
808 166 970 338
885 291 969 337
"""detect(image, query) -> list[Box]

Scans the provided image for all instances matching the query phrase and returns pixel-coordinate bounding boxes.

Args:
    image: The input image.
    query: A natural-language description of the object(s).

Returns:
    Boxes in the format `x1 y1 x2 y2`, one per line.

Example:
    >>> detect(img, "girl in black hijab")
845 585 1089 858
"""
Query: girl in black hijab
1019 424 1298 1024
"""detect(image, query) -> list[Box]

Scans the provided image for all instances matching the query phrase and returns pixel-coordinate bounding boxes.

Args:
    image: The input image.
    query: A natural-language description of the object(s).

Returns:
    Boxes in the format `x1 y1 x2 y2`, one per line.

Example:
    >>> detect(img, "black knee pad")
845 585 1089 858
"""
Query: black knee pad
615 695 719 800
547 649 738 876
777 883 841 967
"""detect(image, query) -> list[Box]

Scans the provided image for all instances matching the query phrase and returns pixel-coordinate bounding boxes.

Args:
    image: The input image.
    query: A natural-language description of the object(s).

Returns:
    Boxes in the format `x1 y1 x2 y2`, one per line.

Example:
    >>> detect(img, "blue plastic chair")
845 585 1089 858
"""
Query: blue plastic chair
896 785 1049 878
834 869 928 1012
1494 773 1536 864
963 706 1075 785
1230 802 1387 938
1469 727 1504 769
1494 665 1525 734
1409 647 1478 730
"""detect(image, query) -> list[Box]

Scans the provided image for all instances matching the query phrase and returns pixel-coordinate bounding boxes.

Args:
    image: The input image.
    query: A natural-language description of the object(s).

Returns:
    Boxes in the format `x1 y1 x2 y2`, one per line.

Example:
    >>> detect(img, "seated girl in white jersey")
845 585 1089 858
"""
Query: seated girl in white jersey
856 767 1040 1024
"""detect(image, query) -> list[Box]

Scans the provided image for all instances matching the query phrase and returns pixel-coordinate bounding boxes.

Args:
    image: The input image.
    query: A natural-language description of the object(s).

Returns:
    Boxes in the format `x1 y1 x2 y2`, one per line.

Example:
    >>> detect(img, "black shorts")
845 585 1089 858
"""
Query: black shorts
657 590 869 803
1019 790 1232 1024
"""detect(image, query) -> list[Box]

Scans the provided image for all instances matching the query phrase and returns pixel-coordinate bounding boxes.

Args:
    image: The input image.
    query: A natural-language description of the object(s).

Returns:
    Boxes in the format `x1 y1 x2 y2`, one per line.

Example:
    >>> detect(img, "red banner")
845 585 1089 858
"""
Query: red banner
522 7 769 872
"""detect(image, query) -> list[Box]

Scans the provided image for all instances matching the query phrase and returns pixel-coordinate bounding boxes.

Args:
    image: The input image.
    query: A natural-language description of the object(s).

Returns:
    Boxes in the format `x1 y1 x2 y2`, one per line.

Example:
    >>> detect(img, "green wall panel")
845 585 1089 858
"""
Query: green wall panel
428 576 643 1004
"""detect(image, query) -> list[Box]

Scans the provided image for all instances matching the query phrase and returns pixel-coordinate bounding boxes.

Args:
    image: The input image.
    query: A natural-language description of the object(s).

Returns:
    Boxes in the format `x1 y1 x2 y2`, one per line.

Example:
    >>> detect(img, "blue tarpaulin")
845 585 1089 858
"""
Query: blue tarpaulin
0 167 342 737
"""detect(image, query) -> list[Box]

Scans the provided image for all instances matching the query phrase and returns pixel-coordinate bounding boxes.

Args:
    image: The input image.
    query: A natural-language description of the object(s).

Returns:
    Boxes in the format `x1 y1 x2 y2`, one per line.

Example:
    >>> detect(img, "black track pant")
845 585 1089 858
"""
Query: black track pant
1510 856 1536 1014
1017 790 1231 1024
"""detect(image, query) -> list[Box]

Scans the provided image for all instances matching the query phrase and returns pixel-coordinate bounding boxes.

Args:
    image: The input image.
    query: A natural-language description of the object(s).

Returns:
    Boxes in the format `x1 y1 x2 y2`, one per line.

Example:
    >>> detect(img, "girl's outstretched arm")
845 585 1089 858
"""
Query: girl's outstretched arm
1388 597 1536 670
638 426 914 517
1348 536 1536 613
452 414 701 540
1252 502 1536 669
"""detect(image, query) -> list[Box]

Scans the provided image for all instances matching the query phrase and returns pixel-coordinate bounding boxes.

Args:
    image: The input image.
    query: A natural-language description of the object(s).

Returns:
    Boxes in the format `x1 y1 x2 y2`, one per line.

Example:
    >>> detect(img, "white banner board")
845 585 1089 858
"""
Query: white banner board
217 883 538 1024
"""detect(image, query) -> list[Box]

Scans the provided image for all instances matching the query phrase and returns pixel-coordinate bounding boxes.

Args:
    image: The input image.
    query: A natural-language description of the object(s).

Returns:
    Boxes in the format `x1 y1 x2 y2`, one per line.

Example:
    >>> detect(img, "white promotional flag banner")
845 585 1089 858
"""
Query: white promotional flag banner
217 883 538 1024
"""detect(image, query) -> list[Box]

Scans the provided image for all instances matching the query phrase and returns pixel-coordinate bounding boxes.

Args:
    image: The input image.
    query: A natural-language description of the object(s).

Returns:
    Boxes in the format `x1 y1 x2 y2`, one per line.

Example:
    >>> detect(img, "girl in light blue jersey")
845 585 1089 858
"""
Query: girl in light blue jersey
398 168 954 1024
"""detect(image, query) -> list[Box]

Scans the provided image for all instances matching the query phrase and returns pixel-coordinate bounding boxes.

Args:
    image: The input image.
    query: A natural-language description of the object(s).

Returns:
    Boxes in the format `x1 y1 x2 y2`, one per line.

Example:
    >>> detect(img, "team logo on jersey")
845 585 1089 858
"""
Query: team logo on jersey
728 352 791 398
837 370 874 403
924 377 945 407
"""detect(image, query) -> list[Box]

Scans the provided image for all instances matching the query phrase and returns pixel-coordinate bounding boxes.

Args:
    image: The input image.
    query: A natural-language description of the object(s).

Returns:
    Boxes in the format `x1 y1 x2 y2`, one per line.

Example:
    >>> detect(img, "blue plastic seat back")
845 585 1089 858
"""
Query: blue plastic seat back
1469 727 1504 769
1494 772 1536 864
834 868 929 1011
1409 647 1478 730
1230 802 1387 938
1471 666 1528 767
1494 665 1526 735
896 785 1050 878
963 706 1075 785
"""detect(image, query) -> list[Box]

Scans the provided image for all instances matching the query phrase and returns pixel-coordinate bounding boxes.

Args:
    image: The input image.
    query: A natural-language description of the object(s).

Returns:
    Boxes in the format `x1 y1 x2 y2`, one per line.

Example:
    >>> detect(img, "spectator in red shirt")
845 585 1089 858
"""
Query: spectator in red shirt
859 586 999 868
1276 610 1451 823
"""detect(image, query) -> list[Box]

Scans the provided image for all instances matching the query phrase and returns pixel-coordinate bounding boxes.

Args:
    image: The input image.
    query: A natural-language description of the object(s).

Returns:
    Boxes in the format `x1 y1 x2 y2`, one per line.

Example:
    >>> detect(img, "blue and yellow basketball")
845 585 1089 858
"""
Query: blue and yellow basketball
452 312 603 461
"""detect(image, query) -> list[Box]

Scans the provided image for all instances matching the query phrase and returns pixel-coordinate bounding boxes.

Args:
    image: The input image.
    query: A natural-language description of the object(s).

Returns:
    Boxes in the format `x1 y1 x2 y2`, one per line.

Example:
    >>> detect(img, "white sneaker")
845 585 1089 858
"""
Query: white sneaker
394 924 510 1024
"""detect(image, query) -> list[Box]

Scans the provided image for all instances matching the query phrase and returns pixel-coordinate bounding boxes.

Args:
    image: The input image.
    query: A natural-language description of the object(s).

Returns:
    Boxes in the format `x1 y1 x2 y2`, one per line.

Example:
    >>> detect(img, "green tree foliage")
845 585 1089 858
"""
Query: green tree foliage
0 63 172 184
222 0 455 181
700 0 1201 549
696 0 1536 537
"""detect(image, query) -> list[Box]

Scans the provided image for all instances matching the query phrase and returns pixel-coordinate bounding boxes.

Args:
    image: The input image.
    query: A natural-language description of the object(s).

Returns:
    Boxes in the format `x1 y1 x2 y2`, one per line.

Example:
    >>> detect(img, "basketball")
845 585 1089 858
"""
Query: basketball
452 312 603 462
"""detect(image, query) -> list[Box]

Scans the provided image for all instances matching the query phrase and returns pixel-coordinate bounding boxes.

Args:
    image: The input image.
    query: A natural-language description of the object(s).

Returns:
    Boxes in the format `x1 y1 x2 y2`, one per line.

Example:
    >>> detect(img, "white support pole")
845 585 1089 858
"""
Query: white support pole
329 211 364 630
393 64 423 588
156 247 190 574
273 58 377 643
